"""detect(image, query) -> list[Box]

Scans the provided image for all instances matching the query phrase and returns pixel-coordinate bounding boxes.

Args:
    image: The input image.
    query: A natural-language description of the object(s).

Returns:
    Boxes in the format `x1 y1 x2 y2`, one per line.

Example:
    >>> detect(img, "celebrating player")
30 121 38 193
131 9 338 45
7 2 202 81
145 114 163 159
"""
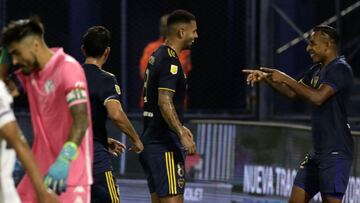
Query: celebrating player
243 25 353 203
139 10 198 203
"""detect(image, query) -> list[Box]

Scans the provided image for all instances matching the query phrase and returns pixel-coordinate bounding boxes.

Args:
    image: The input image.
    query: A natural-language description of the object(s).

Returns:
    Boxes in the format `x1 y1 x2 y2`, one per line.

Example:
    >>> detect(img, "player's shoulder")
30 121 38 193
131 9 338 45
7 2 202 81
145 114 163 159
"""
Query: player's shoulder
328 56 353 74
154 45 177 59
99 69 117 80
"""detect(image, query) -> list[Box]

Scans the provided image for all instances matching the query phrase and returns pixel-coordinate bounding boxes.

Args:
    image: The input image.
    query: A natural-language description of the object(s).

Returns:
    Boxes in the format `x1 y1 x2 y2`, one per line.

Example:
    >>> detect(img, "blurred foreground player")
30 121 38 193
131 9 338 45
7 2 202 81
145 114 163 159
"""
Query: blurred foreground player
81 26 143 203
139 10 198 203
243 25 353 203
0 59 58 202
2 17 93 202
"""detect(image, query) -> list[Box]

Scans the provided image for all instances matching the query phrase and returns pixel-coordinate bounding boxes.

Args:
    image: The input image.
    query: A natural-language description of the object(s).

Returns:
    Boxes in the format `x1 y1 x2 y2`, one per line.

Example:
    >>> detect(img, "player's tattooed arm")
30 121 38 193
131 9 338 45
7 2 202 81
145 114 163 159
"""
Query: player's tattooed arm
68 102 89 145
158 89 196 154
158 89 183 135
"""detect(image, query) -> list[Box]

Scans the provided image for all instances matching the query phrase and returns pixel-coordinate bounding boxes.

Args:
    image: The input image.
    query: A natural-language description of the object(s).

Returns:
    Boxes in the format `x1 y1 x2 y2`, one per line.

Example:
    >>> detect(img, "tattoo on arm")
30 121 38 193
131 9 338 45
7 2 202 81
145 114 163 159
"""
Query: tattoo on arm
158 90 183 136
68 103 89 145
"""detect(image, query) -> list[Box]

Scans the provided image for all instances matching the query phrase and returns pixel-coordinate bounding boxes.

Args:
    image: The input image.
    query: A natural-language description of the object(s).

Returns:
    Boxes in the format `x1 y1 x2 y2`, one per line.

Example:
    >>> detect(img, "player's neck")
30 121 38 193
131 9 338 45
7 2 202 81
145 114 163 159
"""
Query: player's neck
322 53 338 68
164 39 182 56
84 57 104 69
38 47 53 69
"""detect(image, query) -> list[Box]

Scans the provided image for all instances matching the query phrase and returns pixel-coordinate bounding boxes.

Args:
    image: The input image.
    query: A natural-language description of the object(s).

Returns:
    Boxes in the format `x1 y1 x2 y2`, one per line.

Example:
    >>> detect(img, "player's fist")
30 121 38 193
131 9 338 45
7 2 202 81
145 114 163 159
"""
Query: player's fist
129 139 144 154
180 126 196 155
44 142 77 195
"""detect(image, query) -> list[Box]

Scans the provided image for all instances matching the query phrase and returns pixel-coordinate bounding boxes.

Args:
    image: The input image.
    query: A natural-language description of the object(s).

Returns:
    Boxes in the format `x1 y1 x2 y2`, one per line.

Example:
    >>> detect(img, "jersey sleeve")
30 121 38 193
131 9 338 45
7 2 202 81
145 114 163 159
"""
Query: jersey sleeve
158 57 181 92
321 64 353 92
101 75 121 106
0 81 15 128
61 56 88 107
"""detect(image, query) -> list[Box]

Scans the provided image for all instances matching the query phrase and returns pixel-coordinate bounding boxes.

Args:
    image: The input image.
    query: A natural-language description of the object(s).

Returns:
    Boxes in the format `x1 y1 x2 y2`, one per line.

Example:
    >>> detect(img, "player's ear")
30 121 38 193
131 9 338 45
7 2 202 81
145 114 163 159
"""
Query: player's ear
103 47 110 58
178 27 185 39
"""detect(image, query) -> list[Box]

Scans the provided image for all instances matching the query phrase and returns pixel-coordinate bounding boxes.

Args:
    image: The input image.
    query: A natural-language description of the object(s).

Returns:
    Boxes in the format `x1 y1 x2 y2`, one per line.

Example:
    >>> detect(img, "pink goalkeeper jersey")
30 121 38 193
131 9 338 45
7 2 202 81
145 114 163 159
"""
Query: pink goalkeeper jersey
16 48 93 200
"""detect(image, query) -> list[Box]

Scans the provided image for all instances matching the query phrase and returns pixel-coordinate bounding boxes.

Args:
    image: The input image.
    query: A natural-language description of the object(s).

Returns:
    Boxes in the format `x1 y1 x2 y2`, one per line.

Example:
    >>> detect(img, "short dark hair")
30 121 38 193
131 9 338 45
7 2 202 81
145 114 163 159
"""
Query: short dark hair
82 26 111 58
1 16 44 47
167 9 196 28
313 25 339 44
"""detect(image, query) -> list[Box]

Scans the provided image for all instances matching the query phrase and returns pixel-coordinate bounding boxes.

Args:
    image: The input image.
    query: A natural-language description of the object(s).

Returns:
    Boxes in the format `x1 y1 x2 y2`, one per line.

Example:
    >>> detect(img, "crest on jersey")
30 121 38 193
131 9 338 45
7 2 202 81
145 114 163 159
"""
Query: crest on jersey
115 84 121 95
45 80 54 94
311 76 319 87
170 65 178 75
178 178 185 189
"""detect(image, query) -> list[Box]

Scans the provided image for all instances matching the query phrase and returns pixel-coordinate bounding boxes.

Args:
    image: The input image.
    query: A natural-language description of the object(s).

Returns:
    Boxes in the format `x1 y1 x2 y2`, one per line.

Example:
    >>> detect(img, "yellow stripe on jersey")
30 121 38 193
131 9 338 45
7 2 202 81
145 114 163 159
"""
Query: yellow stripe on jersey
105 171 120 203
165 152 173 194
109 172 120 203
158 87 176 93
167 48 174 57
170 152 177 194
105 172 115 203
299 79 312 88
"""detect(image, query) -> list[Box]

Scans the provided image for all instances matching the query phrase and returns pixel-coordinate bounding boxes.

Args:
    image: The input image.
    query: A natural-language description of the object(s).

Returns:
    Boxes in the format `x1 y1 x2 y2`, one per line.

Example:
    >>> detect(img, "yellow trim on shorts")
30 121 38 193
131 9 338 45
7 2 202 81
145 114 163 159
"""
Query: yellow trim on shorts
165 152 177 195
158 87 176 93
105 171 120 203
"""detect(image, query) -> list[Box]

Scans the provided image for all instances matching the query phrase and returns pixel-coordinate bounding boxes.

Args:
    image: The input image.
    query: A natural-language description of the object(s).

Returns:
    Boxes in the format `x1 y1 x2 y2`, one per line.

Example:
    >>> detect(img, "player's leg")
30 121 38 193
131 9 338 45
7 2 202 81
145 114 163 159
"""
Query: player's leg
158 149 186 203
321 195 342 203
289 154 319 203
151 193 161 203
288 186 312 203
139 151 159 203
319 155 352 203
159 194 184 203
91 170 120 203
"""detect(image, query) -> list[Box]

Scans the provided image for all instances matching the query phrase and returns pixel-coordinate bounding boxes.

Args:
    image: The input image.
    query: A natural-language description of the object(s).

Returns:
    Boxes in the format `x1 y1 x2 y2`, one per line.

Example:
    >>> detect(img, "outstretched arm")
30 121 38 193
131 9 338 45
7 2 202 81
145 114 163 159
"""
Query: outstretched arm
260 67 335 106
243 69 297 99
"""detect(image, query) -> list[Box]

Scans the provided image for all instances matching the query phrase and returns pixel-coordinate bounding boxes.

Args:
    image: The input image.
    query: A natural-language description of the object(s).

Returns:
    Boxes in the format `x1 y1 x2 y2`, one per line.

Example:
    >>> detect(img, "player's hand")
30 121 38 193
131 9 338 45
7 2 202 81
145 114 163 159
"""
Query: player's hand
108 138 126 156
182 125 193 139
260 67 288 83
242 69 270 86
37 189 60 203
129 139 144 154
44 142 77 195
179 127 196 155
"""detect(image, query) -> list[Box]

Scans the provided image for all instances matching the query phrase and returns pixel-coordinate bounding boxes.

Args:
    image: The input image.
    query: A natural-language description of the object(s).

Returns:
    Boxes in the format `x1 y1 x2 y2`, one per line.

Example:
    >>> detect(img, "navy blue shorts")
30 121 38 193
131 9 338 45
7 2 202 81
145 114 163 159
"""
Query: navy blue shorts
139 144 186 197
293 153 352 199
91 170 120 203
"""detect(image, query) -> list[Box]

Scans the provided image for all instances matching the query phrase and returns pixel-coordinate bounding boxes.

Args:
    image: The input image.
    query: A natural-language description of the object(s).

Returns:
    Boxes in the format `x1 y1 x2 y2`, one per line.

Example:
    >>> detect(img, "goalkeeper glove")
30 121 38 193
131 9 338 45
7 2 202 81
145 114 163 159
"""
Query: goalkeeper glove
44 141 78 194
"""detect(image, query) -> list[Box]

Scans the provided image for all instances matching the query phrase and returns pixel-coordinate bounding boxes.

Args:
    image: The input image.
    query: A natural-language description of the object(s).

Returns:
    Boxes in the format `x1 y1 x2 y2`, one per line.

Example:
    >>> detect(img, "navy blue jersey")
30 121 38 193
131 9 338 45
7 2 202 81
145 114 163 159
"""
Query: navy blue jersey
82 64 122 174
142 45 186 145
300 56 354 158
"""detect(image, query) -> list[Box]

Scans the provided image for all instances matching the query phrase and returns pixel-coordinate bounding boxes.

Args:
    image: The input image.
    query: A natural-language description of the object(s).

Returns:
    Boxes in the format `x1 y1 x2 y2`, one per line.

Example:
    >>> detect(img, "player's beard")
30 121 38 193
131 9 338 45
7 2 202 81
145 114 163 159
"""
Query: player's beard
183 39 194 50
21 54 40 75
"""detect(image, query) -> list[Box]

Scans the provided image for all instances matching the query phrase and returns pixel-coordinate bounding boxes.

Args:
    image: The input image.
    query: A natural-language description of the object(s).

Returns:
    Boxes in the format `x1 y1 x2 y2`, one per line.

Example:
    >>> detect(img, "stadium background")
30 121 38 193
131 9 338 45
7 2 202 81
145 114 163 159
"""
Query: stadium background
1 0 360 202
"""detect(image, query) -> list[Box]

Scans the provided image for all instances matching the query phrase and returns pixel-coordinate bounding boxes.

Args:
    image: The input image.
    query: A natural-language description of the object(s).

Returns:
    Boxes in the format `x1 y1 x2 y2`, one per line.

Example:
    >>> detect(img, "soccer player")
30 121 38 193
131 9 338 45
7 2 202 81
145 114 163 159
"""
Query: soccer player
243 25 353 203
81 26 144 203
2 17 93 202
139 10 197 203
0 77 58 202
138 14 192 108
